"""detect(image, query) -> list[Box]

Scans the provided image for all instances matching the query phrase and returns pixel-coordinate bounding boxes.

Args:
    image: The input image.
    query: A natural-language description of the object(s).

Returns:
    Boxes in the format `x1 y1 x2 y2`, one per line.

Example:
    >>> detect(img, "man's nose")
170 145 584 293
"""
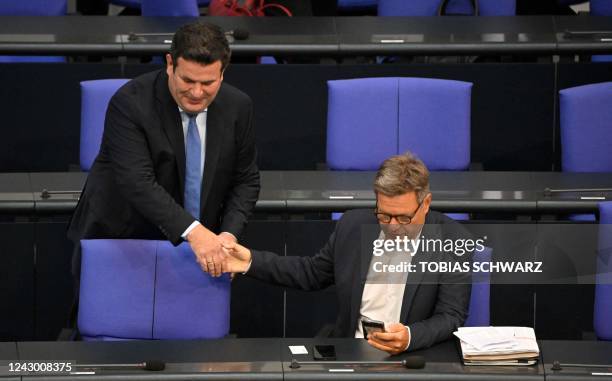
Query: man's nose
191 83 205 98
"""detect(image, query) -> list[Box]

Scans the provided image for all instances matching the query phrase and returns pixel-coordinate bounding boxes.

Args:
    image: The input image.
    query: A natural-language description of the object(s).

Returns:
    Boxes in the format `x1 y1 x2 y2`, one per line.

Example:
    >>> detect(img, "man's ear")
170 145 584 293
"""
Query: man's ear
165 54 174 74
422 193 432 214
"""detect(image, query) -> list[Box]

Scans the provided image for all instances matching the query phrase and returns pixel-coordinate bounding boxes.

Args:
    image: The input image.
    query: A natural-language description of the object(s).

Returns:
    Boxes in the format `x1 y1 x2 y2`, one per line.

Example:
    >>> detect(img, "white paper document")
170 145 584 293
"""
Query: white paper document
453 326 539 365
288 345 309 355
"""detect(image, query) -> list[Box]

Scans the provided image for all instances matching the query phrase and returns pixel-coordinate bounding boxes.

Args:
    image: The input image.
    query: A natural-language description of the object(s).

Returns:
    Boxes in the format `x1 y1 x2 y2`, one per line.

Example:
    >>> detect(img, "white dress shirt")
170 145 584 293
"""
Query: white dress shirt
355 231 421 351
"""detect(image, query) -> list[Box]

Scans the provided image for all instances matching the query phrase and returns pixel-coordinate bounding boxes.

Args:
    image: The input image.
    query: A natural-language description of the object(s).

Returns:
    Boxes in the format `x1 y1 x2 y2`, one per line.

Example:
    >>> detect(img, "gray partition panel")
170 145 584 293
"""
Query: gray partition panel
30 172 86 215
555 16 612 55
282 171 538 213
0 16 123 55
430 171 537 212
534 172 612 213
5 171 612 215
121 16 338 56
256 171 286 212
18 339 282 381
0 342 17 360
284 170 376 212
0 173 33 214
337 16 557 55
0 342 19 380
6 15 599 56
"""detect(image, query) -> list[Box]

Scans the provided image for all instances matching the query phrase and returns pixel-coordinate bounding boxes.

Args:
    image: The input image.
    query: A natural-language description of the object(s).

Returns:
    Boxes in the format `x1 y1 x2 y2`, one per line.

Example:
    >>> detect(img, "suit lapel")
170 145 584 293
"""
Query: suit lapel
399 214 440 322
155 71 186 198
200 99 224 212
348 220 381 335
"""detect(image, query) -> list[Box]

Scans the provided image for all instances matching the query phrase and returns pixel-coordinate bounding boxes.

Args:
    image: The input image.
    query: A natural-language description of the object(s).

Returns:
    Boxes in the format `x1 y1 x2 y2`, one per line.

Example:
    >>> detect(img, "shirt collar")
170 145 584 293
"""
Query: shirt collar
178 107 207 118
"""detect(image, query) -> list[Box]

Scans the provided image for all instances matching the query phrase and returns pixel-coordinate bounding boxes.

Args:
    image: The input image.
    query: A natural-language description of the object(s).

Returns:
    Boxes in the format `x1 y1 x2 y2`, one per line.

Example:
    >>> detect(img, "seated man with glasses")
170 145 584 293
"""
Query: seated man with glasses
223 152 472 354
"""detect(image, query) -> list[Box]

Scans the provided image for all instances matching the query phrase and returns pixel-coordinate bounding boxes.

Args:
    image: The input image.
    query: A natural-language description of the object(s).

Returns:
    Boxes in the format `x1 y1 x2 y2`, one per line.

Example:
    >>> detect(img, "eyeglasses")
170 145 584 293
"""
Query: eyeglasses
374 201 423 225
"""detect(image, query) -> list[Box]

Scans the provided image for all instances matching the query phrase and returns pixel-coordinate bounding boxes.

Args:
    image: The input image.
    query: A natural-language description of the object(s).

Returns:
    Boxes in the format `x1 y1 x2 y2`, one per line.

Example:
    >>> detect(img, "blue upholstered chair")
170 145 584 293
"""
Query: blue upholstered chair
0 0 66 15
78 239 231 340
0 0 67 63
559 82 612 221
464 247 492 327
590 0 612 62
141 0 199 16
338 0 377 12
327 77 472 220
80 79 130 171
108 0 141 8
591 0 612 15
327 77 472 171
378 0 515 16
559 82 612 173
594 202 612 340
108 0 208 13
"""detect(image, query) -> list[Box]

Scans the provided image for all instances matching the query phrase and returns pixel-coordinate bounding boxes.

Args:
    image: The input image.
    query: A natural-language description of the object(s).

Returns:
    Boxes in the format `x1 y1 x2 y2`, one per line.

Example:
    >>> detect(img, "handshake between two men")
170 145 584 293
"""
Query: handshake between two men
190 235 413 356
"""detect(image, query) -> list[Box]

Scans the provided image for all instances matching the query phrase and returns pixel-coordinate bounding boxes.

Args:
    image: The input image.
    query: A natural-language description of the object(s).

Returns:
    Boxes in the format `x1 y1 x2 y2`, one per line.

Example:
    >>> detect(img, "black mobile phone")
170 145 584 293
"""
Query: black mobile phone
313 345 337 361
361 317 386 339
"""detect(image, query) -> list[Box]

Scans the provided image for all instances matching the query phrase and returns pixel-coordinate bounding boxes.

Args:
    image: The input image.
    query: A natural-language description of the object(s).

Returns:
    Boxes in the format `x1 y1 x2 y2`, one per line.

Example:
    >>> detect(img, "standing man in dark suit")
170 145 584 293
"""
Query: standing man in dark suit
223 153 471 353
68 22 260 278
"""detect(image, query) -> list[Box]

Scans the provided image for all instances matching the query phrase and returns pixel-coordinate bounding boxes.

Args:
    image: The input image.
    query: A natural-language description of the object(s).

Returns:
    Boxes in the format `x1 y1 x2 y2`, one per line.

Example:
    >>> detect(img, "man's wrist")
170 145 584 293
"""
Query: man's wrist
404 325 411 351
242 258 253 274
182 220 201 240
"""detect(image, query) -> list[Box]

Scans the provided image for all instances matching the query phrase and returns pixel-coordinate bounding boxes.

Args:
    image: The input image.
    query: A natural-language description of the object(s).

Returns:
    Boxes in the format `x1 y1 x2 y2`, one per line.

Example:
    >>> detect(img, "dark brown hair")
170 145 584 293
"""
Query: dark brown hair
169 22 230 72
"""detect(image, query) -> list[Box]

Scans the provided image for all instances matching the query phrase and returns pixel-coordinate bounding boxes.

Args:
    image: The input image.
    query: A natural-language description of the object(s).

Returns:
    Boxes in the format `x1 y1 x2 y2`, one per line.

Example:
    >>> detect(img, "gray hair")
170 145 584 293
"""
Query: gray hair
374 152 430 202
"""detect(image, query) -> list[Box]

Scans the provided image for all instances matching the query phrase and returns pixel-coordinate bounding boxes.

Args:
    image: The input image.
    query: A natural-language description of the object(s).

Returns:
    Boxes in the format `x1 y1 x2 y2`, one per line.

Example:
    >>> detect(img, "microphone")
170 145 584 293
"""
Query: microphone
127 32 173 42
224 29 250 42
543 187 612 196
289 356 425 369
73 361 166 371
40 189 81 200
551 361 612 371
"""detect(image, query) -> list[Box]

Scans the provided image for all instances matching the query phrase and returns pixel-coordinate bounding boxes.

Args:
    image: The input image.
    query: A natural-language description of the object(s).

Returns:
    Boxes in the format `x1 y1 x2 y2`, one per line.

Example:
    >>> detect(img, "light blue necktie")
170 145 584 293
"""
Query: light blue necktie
184 114 201 219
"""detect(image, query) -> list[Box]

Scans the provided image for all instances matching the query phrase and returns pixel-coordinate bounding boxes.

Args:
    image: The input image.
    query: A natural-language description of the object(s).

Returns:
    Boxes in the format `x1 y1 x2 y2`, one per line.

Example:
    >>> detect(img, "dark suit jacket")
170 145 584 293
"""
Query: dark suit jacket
248 209 472 351
68 69 260 245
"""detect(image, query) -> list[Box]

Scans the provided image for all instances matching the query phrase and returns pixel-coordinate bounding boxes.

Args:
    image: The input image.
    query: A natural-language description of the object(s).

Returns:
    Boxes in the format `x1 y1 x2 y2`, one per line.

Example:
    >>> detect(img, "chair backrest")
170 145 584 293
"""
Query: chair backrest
591 0 612 16
0 56 65 63
595 202 612 340
586 1 612 62
80 79 130 171
0 0 66 15
110 0 208 8
559 81 612 172
337 0 377 11
141 0 199 16
78 239 231 340
327 77 472 170
464 246 492 327
378 0 515 16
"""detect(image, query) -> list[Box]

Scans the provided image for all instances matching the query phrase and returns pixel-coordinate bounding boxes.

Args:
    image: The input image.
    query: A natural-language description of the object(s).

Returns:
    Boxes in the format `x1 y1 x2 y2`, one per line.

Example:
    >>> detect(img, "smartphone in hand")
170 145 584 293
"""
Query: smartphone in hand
361 317 386 339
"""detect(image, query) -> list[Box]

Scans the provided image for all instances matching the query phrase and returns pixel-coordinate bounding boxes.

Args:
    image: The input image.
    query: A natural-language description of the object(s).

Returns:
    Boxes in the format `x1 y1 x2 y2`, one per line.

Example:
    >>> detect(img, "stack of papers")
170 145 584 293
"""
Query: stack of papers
453 326 540 366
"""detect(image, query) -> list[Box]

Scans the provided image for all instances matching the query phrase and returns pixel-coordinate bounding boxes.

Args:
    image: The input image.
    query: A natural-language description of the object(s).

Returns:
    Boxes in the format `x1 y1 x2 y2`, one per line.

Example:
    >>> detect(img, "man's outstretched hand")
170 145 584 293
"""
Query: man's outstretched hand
221 241 252 273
